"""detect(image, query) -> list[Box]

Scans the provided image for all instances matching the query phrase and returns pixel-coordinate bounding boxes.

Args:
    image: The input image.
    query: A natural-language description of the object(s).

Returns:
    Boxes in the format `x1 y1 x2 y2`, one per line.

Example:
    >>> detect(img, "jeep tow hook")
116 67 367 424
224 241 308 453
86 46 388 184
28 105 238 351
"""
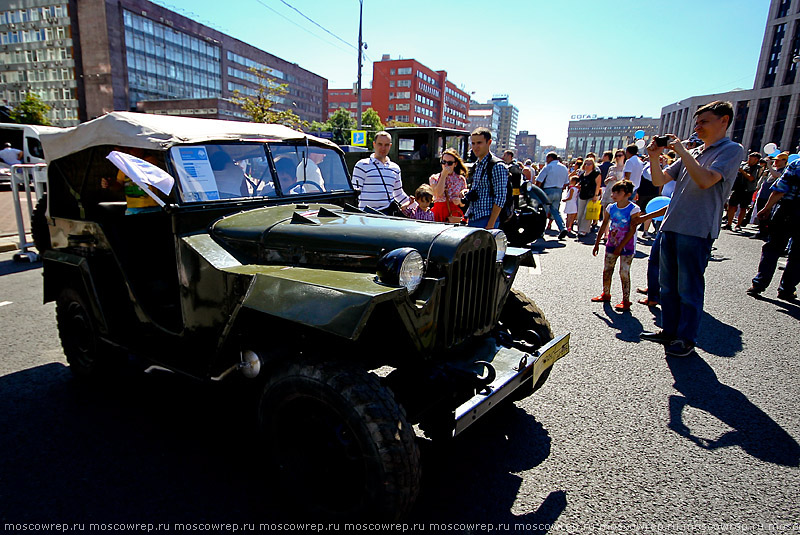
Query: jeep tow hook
474 361 496 394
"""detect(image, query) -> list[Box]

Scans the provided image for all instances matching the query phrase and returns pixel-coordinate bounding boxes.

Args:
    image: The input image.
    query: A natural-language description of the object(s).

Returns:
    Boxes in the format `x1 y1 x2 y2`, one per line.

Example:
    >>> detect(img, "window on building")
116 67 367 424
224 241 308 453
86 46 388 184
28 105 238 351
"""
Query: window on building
772 95 792 146
732 100 750 144
397 67 412 75
397 79 411 87
763 23 786 88
749 98 772 152
778 0 791 18
390 69 395 75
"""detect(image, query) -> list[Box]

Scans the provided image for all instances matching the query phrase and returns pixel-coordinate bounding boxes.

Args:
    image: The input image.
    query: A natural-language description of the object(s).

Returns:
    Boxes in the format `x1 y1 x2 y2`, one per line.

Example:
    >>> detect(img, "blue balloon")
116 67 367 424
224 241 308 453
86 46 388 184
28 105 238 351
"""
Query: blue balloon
634 130 645 139
770 150 781 157
788 154 800 164
646 196 671 221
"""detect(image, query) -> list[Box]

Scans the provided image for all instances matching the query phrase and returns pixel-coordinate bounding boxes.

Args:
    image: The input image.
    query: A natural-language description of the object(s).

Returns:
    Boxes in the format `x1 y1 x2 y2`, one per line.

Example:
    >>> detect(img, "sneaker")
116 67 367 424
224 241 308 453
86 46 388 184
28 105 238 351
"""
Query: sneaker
614 301 631 311
745 286 763 296
640 330 674 344
777 290 797 301
591 293 611 302
558 230 568 240
722 224 732 230
665 340 695 357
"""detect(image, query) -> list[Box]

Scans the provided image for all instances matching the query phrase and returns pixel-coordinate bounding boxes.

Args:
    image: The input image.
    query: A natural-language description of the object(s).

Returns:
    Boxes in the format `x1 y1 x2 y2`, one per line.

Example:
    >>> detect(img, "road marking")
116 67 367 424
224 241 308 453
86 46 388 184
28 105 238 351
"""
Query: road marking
0 301 12 307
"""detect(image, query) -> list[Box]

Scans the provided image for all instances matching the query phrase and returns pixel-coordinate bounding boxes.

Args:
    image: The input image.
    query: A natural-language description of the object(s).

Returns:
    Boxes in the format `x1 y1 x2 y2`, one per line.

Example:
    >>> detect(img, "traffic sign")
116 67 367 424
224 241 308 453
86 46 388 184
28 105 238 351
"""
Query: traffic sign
351 130 367 146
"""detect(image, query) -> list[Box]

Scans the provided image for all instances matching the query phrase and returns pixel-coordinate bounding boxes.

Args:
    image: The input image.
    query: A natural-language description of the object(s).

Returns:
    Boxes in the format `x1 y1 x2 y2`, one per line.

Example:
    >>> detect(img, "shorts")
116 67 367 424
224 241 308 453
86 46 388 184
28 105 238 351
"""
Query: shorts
728 189 753 208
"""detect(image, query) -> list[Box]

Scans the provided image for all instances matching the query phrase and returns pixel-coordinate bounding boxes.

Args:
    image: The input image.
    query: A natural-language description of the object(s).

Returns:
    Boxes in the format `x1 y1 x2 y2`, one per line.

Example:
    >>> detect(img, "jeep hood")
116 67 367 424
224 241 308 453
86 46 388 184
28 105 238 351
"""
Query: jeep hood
211 203 483 269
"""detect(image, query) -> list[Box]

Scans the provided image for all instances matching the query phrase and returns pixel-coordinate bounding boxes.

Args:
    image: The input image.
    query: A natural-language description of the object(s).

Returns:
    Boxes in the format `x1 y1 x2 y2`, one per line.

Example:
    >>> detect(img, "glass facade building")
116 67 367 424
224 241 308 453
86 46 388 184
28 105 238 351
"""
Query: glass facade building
0 2 79 125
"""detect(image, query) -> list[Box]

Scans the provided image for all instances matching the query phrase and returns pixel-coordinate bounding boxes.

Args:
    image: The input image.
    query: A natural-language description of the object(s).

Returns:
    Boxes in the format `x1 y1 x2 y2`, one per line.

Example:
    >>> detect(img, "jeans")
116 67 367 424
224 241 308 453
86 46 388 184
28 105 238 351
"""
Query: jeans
467 215 500 229
647 231 662 302
542 187 565 232
576 197 592 234
752 205 799 294
658 231 714 345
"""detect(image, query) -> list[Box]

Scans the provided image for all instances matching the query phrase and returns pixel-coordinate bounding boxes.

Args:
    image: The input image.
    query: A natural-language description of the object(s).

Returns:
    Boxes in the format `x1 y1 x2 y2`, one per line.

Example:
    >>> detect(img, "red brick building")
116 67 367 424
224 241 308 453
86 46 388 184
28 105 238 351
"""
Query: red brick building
326 87 372 119
370 56 469 128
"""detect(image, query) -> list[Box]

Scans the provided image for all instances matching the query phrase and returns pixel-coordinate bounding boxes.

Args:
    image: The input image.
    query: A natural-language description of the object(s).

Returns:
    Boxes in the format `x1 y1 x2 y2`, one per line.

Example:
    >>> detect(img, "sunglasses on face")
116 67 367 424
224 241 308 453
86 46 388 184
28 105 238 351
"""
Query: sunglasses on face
440 160 455 166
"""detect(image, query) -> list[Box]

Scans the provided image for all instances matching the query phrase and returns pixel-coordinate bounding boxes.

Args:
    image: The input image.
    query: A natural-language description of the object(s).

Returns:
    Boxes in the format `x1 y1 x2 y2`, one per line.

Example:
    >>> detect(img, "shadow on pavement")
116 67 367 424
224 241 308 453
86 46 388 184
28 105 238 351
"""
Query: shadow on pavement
0 257 41 276
0 363 558 525
696 311 744 357
752 294 800 321
666 356 800 467
592 306 644 342
413 404 566 529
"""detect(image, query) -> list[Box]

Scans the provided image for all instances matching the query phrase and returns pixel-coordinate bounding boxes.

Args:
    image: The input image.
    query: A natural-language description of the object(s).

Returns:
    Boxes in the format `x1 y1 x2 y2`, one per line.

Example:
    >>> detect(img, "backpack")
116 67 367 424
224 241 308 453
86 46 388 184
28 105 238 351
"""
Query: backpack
484 155 515 223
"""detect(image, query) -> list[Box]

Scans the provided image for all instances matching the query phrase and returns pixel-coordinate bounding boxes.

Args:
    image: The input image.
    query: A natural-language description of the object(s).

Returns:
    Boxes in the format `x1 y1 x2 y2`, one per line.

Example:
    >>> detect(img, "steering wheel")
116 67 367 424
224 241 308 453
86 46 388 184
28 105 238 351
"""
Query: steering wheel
298 181 324 193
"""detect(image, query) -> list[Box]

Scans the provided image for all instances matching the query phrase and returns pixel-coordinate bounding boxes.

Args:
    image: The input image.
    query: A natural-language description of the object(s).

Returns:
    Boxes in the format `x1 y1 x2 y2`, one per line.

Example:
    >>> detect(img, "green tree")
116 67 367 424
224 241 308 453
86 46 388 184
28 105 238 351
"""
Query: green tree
361 108 384 145
386 119 416 128
321 108 356 145
10 93 51 125
231 67 308 130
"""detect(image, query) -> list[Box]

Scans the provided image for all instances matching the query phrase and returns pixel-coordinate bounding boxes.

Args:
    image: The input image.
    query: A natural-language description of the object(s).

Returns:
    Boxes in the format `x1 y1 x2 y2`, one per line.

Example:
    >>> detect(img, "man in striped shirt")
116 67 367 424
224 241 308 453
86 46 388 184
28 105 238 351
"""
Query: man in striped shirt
351 131 412 215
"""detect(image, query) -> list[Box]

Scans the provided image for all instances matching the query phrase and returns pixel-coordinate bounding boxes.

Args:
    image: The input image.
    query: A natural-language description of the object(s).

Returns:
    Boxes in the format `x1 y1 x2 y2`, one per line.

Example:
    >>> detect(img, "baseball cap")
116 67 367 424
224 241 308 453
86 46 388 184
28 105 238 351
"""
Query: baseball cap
776 152 789 161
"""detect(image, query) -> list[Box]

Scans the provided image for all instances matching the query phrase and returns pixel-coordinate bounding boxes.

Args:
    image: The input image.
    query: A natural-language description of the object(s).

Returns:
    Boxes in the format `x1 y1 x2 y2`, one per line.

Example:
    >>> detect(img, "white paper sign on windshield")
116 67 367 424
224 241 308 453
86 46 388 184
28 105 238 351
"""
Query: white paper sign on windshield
170 146 220 201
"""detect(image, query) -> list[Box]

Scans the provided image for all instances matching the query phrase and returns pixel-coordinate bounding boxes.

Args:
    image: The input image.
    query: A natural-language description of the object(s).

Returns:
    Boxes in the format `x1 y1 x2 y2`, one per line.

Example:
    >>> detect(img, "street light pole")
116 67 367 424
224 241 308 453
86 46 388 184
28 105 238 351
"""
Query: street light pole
357 0 363 130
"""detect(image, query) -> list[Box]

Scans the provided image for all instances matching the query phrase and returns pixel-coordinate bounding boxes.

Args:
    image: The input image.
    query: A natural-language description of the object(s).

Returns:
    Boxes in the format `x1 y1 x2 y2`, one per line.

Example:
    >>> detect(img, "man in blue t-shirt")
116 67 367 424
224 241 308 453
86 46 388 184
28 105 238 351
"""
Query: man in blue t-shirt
747 158 800 301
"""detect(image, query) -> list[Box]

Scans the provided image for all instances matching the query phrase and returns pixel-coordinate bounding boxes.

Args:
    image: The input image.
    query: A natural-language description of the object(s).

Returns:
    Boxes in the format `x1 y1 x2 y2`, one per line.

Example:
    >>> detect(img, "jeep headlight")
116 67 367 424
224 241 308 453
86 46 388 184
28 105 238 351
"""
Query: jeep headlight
377 248 425 293
490 229 507 261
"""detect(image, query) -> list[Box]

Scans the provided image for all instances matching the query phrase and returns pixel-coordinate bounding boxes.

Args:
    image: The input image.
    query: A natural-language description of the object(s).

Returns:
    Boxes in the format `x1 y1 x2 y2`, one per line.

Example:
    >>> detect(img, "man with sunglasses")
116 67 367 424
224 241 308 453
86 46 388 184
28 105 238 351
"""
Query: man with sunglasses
535 151 570 239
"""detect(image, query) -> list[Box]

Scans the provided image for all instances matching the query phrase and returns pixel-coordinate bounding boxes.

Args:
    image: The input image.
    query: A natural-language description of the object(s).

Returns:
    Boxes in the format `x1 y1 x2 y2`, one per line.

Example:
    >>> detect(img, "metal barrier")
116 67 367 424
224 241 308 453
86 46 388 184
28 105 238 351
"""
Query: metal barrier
10 163 47 262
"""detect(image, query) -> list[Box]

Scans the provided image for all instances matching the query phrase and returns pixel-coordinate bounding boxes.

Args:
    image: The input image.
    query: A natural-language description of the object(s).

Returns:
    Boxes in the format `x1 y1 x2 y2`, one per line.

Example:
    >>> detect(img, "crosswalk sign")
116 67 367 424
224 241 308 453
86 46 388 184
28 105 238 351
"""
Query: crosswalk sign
351 130 367 146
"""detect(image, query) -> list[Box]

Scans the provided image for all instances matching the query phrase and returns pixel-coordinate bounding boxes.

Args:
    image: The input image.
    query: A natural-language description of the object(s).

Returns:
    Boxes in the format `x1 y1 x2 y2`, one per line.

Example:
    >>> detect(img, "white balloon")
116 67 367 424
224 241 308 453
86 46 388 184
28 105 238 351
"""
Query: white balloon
635 139 646 149
764 142 777 154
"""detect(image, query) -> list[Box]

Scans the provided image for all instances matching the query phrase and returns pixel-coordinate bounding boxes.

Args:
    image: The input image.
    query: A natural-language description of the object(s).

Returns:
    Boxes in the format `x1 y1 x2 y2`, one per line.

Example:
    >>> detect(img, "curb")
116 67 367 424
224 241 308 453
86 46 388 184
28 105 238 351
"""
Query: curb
0 235 30 253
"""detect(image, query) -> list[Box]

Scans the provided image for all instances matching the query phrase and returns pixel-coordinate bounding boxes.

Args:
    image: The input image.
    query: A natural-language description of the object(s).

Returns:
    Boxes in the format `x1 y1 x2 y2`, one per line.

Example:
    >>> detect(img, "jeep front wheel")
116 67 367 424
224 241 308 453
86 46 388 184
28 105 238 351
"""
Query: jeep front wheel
500 288 554 399
258 362 421 520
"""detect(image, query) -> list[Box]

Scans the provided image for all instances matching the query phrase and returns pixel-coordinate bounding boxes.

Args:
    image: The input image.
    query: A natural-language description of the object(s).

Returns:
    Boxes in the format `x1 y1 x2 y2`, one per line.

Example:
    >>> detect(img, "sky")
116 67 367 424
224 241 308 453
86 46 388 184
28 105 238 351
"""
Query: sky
151 0 771 147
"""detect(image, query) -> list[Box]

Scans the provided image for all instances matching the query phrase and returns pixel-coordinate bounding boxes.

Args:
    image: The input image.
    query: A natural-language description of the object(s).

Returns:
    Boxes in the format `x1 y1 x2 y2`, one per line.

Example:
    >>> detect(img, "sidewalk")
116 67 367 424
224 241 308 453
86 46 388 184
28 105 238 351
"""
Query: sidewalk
0 186 36 254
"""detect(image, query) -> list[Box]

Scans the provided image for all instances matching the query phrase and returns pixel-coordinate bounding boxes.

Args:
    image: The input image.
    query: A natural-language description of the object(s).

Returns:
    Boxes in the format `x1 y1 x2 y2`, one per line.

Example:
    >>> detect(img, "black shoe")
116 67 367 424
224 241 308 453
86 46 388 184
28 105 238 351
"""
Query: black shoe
665 340 695 357
777 290 797 301
558 230 568 240
746 286 763 296
722 224 732 230
640 330 675 344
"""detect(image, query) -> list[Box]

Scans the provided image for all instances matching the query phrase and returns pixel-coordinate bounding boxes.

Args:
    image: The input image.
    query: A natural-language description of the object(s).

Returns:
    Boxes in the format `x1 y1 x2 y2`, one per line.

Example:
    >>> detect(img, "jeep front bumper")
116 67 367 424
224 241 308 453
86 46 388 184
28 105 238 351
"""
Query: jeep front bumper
453 332 570 436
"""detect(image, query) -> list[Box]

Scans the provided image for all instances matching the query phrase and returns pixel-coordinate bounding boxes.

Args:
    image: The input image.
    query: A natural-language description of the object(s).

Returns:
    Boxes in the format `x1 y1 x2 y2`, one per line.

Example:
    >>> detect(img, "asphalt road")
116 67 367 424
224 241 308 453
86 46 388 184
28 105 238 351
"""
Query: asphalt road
0 227 797 534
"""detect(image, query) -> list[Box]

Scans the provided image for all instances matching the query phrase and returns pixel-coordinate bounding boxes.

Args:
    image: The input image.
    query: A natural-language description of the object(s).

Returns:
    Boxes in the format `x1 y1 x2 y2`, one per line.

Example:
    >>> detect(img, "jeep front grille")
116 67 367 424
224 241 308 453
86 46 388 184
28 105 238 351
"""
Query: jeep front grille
442 245 499 347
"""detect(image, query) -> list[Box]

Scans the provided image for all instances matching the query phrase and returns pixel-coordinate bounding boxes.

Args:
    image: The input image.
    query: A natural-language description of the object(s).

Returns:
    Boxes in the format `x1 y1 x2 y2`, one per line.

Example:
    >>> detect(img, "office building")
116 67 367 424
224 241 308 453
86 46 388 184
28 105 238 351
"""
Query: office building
326 85 372 119
490 95 518 154
370 55 470 128
660 0 800 153
566 116 660 159
467 100 500 145
515 130 539 162
0 0 327 126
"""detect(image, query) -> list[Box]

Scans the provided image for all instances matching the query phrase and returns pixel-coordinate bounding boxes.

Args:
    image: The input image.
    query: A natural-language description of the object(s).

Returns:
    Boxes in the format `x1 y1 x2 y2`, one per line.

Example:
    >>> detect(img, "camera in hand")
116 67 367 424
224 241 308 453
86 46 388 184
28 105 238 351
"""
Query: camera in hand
654 135 670 147
461 188 479 208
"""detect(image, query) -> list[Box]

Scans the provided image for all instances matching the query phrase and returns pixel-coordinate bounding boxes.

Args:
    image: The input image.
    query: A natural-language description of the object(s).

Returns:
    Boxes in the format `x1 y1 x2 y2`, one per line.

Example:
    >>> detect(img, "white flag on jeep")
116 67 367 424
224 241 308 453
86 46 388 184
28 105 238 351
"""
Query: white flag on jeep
106 150 175 206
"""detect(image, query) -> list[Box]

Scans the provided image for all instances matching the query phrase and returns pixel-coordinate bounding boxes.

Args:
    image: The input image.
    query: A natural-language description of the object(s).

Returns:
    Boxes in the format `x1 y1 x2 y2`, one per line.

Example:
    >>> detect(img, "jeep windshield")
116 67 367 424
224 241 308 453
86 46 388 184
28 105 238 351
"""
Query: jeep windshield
169 142 352 203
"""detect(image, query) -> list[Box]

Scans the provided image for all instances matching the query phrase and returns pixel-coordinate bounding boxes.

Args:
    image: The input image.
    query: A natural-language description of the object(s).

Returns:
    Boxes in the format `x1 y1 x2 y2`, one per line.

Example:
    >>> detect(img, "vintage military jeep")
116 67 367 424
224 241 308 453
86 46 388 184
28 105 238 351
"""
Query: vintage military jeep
37 112 569 520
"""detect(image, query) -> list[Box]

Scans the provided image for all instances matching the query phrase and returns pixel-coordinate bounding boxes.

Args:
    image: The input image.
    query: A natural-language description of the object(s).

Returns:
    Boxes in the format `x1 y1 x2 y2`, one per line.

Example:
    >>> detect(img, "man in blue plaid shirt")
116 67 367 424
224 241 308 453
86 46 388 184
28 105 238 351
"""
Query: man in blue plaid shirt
466 127 508 229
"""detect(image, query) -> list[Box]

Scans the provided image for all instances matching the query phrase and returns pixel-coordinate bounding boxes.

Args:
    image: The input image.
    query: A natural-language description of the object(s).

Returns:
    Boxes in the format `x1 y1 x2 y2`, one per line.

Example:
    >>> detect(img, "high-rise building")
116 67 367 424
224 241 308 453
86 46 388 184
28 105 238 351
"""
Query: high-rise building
660 0 800 153
0 0 327 126
515 130 539 162
489 95 518 153
370 55 469 128
467 100 500 146
566 116 660 159
327 86 372 119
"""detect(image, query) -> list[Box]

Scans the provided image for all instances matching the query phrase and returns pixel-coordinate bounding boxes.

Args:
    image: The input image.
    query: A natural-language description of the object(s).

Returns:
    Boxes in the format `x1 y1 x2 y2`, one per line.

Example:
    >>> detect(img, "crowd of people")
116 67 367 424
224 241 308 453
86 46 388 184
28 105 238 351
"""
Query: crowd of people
350 102 797 358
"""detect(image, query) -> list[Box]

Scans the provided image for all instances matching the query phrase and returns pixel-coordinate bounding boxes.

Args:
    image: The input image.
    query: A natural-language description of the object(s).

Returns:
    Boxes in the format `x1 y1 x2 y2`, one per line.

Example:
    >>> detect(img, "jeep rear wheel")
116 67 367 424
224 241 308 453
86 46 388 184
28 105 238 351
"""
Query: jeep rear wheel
500 289 554 399
56 287 107 379
258 362 421 520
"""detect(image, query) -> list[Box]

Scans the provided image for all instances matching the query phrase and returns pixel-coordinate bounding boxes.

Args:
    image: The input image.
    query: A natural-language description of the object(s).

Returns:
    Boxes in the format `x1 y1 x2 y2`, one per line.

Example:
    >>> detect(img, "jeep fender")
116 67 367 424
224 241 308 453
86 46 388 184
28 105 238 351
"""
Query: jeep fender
42 250 109 334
